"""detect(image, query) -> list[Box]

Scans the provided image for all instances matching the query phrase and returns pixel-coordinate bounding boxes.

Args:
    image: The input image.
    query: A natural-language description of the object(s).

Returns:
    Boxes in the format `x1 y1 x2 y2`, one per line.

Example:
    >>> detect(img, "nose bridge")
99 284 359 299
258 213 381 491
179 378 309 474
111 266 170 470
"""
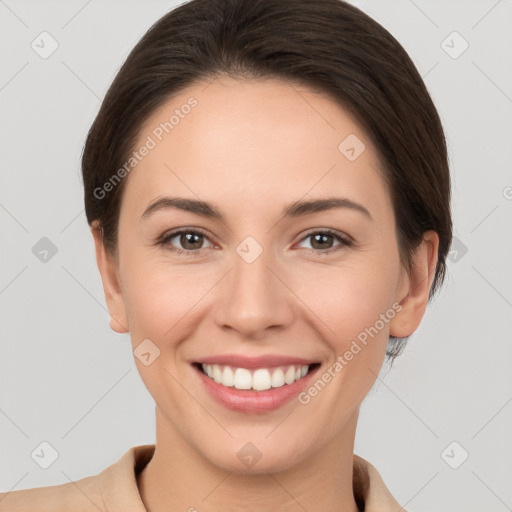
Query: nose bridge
234 238 273 295
214 235 293 336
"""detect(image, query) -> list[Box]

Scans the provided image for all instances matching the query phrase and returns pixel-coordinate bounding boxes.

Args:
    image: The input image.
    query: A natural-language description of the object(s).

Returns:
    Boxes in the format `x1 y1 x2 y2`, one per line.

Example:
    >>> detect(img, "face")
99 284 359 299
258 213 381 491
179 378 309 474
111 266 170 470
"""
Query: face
92 76 437 474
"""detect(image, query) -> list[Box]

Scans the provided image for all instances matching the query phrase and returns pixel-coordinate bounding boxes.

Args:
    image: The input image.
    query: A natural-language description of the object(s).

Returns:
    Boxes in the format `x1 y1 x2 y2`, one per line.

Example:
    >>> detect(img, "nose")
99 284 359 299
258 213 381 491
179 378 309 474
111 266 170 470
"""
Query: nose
212 244 295 339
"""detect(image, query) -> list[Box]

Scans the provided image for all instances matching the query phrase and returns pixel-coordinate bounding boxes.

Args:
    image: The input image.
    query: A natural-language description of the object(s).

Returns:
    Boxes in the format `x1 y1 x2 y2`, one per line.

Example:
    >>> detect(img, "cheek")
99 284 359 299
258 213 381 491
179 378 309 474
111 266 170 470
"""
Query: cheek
120 260 208 396
292 263 399 415
120 254 215 341
293 257 399 347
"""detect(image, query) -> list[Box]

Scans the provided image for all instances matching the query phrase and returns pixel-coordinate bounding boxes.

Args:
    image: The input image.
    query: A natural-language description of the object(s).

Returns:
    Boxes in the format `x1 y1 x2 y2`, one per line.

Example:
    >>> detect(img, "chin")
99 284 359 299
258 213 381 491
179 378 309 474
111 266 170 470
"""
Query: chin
199 436 310 475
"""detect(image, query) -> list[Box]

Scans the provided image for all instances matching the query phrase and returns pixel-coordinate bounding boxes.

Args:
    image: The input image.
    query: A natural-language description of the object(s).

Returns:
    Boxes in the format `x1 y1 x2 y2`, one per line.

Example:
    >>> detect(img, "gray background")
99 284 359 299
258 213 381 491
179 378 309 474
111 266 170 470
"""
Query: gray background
1 1 511 511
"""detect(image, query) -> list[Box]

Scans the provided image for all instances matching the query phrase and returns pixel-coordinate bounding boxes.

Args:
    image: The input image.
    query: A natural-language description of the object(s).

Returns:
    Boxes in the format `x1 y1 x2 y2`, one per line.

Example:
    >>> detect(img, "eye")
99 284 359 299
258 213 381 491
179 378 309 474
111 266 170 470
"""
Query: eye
296 229 353 255
157 227 353 257
158 228 213 255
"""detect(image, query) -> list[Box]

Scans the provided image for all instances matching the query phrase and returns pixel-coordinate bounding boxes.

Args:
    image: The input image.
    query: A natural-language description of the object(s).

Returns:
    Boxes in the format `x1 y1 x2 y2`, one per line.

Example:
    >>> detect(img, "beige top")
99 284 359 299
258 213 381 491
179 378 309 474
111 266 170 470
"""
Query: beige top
0 444 406 511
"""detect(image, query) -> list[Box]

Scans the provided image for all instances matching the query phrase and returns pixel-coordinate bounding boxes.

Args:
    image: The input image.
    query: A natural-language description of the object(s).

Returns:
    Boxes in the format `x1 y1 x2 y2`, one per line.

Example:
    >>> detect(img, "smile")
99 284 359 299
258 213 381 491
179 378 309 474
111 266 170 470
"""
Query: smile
199 363 315 391
192 360 322 414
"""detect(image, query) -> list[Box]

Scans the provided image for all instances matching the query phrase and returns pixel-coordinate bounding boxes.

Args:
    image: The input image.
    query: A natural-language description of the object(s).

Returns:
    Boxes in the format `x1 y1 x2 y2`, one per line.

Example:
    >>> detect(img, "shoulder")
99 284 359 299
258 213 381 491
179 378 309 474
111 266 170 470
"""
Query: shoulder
353 454 407 512
0 444 154 512
0 473 103 512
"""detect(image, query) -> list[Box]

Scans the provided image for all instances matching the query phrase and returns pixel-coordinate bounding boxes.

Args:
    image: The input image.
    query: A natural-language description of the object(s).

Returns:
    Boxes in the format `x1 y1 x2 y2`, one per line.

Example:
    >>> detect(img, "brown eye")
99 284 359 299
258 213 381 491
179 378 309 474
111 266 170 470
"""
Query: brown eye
159 229 213 255
310 233 336 250
297 230 352 255
176 232 204 250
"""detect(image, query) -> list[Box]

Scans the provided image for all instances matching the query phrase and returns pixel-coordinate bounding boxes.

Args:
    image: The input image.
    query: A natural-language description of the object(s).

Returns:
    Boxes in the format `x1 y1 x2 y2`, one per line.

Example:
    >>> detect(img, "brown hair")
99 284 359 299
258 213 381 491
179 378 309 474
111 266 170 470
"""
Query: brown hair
81 0 452 364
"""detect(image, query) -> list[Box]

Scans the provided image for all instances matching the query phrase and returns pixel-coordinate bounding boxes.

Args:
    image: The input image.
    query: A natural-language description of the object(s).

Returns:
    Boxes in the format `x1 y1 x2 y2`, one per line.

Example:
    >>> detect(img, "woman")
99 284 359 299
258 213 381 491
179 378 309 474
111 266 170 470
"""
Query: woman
0 0 451 510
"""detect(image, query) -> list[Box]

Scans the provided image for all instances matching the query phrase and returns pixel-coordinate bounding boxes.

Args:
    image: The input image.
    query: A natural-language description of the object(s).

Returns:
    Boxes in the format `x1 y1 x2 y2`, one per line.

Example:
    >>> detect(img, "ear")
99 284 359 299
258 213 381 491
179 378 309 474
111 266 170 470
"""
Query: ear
90 221 129 334
389 230 439 338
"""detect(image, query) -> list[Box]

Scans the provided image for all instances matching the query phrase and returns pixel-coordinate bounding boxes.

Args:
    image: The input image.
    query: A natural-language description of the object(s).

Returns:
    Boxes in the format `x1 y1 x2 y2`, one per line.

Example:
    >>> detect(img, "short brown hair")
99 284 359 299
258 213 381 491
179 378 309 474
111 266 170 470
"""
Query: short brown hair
81 0 452 364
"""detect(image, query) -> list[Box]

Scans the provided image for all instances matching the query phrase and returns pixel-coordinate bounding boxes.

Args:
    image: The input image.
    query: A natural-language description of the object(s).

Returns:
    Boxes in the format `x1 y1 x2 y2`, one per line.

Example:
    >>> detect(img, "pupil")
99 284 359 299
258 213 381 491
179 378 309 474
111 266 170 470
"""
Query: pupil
182 233 201 249
313 233 332 249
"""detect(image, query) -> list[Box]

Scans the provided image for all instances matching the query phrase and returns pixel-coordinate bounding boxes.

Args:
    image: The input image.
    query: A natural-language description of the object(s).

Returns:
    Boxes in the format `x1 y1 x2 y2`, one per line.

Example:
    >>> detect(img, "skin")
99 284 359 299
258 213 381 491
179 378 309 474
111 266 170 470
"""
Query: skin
91 76 438 512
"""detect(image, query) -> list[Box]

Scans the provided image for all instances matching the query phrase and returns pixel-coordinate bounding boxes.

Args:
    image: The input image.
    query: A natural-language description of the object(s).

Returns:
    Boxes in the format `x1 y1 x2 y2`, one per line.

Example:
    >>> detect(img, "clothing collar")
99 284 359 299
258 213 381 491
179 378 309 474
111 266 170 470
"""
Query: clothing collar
99 444 405 511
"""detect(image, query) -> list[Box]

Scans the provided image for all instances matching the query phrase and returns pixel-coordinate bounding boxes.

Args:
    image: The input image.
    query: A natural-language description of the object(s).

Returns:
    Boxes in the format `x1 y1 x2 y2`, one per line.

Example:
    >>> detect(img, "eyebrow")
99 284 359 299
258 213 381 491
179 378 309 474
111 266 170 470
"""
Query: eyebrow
141 196 373 222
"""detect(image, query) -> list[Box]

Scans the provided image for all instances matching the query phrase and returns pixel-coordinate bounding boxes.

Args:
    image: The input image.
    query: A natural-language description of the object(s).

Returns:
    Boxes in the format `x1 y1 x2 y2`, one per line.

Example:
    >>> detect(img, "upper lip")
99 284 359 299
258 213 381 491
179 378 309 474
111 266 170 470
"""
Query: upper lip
194 354 319 369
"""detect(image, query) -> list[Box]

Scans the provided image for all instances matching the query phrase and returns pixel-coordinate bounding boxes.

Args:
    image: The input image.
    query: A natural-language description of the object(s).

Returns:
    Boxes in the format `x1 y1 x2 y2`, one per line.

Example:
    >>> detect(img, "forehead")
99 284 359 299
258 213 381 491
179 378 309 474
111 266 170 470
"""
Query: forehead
121 76 390 221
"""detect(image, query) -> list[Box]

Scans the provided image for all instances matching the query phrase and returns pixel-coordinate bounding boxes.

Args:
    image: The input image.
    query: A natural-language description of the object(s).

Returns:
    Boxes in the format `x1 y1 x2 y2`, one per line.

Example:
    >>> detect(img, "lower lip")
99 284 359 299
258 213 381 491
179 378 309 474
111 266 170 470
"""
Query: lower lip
193 364 320 414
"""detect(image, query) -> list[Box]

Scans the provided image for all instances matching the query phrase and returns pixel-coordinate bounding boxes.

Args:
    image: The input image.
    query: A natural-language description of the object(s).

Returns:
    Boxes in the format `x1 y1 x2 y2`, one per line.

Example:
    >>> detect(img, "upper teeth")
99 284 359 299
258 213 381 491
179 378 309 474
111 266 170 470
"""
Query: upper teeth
201 364 310 391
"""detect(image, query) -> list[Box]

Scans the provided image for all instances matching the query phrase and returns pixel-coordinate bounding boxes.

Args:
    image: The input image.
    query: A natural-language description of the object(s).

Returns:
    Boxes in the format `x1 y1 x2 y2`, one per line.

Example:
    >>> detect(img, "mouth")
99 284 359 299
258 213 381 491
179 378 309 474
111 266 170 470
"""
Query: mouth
193 362 321 391
191 360 322 414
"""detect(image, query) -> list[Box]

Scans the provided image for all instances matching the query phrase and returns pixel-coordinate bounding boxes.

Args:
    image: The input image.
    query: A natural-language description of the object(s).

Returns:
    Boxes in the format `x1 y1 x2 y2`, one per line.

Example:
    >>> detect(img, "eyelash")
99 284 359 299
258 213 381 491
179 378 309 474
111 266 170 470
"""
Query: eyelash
157 228 353 257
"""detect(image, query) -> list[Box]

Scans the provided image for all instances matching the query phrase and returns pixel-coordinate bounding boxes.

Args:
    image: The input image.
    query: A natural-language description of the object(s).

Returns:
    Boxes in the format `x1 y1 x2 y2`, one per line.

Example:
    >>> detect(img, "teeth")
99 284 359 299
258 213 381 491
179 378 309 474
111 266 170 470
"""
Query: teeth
212 365 222 384
252 369 271 391
271 368 285 387
284 366 296 385
234 368 252 389
200 363 311 391
222 366 234 386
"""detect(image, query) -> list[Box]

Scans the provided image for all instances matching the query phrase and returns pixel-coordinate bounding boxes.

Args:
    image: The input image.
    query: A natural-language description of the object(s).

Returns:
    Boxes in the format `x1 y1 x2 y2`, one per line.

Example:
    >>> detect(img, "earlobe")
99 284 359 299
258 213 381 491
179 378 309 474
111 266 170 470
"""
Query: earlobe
389 231 439 338
90 221 129 334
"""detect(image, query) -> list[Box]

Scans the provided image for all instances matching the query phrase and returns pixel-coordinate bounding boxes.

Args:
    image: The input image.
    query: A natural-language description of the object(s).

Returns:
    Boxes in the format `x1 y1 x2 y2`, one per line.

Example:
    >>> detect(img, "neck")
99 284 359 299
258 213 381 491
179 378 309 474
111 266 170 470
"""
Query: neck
137 407 361 512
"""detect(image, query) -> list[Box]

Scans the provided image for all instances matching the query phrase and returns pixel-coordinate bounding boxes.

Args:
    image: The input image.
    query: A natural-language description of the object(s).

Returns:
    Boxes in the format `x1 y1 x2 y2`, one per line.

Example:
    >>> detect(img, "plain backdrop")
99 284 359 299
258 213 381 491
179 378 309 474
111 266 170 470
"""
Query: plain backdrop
1 1 511 511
